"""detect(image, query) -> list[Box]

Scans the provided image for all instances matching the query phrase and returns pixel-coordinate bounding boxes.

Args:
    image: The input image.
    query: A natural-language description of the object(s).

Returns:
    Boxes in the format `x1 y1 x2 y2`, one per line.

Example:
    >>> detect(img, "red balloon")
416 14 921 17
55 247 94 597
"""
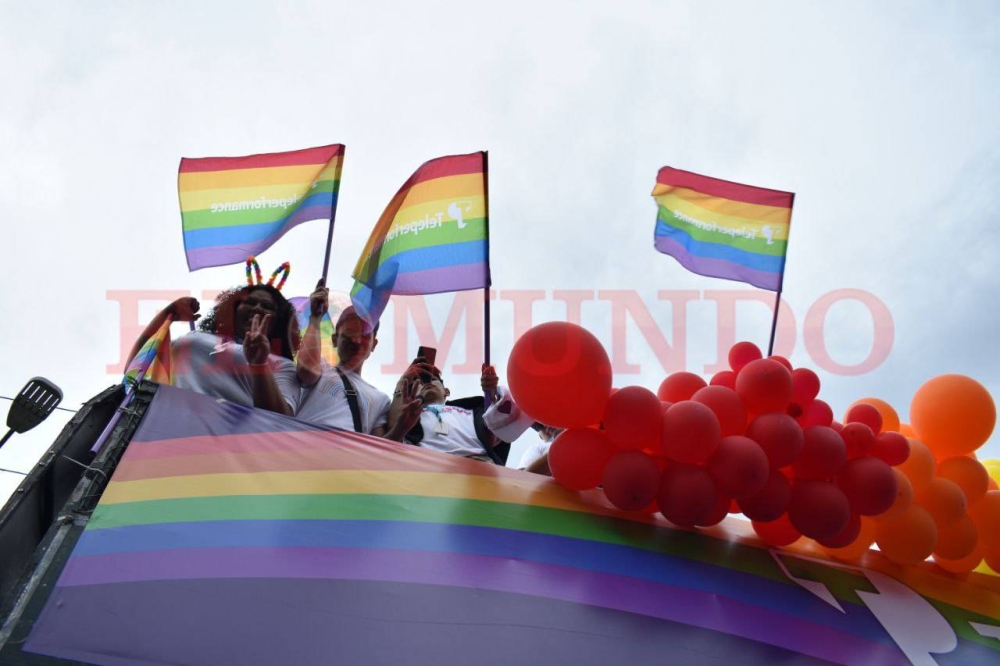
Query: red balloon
816 513 862 549
745 413 804 469
841 422 876 459
603 386 663 451
657 464 719 527
507 322 612 429
794 426 847 480
788 481 852 541
836 457 898 516
707 435 769 499
736 359 793 414
830 421 845 434
548 428 615 491
657 372 707 403
738 469 792 522
661 401 721 464
797 399 834 428
791 368 821 406
602 451 661 511
696 492 731 527
753 514 801 547
872 431 910 466
692 386 747 437
710 370 737 390
768 355 793 372
846 403 883 434
728 341 763 372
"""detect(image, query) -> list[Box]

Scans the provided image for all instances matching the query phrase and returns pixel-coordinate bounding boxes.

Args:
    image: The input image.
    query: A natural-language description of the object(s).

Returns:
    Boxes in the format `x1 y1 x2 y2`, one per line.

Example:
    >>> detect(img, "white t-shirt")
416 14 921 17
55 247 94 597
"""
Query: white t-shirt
518 439 552 469
295 360 391 434
171 331 299 411
418 404 487 458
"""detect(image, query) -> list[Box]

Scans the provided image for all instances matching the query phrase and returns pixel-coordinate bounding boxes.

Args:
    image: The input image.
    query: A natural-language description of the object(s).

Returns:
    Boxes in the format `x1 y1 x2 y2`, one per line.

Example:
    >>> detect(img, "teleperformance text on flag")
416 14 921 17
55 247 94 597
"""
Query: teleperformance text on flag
209 194 304 213
672 209 761 240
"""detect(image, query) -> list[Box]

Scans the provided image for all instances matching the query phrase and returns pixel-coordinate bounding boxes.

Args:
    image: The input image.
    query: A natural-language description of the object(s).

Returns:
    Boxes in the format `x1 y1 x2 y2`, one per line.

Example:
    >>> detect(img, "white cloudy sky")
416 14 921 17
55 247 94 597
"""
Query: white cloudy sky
1 1 998 504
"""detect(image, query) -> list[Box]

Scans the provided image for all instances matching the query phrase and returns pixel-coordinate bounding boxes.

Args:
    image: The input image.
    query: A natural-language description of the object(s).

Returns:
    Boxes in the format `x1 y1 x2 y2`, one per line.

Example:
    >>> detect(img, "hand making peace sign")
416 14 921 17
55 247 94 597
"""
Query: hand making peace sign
243 313 273 366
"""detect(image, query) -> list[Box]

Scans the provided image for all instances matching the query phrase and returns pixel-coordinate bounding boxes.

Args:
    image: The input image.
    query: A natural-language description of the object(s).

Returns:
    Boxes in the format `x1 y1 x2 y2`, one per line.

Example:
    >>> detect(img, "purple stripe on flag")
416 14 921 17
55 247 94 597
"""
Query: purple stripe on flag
390 262 490 295
56 547 900 663
25 578 839 666
655 235 781 291
185 204 332 271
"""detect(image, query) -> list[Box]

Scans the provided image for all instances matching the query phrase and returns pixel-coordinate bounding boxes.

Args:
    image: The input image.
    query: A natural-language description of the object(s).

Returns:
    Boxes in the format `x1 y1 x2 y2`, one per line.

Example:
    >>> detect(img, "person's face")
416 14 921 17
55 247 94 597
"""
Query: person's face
235 288 277 338
540 426 563 442
420 374 449 404
334 315 378 370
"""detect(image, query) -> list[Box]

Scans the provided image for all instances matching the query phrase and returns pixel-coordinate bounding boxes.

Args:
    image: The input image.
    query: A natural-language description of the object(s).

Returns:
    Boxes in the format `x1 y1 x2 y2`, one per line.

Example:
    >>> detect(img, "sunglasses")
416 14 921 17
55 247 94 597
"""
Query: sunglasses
239 297 277 313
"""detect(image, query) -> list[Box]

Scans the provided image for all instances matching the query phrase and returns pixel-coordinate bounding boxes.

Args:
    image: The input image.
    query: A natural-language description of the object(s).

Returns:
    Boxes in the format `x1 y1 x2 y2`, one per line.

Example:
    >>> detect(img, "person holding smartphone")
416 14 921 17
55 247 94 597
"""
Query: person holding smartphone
295 280 421 438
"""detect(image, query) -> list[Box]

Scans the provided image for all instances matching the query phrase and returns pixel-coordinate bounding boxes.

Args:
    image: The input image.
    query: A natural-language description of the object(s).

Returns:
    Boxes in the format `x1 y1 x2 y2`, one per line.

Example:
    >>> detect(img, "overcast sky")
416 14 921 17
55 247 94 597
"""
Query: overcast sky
1 1 998 504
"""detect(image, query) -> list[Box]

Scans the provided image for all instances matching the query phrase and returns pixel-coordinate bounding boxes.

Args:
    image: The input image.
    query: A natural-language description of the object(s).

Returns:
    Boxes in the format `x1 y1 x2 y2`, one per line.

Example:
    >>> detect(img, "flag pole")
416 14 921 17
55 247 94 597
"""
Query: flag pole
767 199 794 356
321 147 346 282
482 151 493 406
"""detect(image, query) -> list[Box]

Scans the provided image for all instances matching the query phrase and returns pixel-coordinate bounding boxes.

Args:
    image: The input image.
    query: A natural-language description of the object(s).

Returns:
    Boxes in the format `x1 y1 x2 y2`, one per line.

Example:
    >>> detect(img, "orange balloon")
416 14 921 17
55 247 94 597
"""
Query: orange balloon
898 423 916 438
934 545 983 575
933 515 979 561
983 545 1000 575
898 439 936 489
876 505 938 566
823 517 877 561
969 490 1000 550
937 456 990 505
910 374 996 458
848 398 900 433
872 469 914 522
990 478 999 491
916 478 968 528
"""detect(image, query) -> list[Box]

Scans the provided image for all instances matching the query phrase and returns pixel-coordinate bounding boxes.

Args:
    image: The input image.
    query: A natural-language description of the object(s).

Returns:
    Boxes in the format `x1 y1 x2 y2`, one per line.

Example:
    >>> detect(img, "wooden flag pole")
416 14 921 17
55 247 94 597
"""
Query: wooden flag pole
482 151 493 407
321 147 346 281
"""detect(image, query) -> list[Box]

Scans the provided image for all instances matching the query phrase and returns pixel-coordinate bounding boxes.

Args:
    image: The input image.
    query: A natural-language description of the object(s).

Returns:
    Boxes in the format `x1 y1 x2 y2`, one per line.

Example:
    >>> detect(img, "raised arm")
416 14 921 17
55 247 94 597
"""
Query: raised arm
297 279 328 387
244 313 294 416
382 377 425 441
125 297 199 368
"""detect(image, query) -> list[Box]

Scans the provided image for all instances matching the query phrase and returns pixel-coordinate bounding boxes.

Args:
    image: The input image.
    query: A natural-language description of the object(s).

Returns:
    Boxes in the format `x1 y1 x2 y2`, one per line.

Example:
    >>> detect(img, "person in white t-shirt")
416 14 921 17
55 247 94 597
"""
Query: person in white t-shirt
517 425 563 475
126 284 300 415
295 280 419 437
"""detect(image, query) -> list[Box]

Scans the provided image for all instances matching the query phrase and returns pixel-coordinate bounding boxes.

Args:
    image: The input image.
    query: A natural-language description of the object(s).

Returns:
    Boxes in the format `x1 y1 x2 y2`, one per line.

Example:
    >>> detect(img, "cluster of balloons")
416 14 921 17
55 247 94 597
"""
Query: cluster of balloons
506 322 999 574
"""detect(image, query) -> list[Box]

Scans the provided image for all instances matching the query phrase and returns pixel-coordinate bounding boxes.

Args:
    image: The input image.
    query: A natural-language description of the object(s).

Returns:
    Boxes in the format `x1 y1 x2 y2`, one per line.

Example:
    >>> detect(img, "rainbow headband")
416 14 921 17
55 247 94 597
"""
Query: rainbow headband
245 256 291 291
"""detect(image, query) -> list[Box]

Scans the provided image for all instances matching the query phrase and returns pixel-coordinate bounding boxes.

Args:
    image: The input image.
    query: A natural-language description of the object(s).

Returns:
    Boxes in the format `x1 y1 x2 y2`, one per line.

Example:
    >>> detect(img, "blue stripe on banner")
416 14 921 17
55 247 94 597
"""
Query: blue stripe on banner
367 239 487 280
655 219 785 273
72 520 892 645
183 192 335 249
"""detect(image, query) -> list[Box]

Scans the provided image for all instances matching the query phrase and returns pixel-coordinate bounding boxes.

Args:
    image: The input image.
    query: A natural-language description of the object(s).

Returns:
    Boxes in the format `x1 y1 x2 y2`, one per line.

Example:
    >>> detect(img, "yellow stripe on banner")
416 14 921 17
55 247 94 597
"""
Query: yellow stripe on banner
400 173 484 208
99 470 603 514
179 160 341 192
180 182 319 211
655 192 790 241
389 195 486 231
652 185 792 224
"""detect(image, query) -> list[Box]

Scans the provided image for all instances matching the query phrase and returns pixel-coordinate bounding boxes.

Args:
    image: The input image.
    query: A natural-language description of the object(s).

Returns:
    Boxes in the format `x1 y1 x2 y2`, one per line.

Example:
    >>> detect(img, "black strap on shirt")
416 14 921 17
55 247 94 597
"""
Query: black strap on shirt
334 367 364 433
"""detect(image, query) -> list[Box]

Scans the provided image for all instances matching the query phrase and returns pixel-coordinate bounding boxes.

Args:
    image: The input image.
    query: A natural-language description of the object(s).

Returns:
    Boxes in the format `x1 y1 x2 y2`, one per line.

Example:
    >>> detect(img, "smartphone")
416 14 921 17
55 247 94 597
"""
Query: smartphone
416 346 437 366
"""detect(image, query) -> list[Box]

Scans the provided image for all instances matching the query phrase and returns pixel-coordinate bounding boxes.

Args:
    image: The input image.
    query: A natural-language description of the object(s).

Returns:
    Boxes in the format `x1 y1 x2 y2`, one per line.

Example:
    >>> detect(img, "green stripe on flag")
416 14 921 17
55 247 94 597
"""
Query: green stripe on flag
657 206 788 257
182 179 339 230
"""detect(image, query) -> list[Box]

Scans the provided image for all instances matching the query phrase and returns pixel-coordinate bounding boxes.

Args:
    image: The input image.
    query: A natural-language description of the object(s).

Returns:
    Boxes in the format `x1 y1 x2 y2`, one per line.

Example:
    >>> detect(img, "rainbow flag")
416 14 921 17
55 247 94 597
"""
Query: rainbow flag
24 385 1000 665
122 317 172 387
350 152 489 326
289 296 338 367
178 144 345 271
652 167 794 291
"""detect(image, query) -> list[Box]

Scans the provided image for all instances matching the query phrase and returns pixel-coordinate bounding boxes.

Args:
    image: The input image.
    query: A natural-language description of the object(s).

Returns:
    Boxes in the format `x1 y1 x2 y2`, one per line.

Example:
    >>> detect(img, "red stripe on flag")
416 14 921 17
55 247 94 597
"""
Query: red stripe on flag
180 144 345 173
403 152 485 189
656 167 793 209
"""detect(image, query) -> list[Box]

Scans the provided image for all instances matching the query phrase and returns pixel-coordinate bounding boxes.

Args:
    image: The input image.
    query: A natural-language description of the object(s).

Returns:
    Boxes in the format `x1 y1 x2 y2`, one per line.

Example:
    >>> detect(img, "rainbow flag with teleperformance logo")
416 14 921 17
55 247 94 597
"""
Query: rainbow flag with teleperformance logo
178 144 345 271
652 167 794 291
350 152 489 326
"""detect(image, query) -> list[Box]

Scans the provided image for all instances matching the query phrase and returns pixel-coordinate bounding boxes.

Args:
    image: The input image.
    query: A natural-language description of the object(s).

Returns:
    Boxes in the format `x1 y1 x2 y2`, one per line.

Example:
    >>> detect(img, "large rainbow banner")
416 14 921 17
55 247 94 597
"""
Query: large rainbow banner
652 167 794 291
25 385 1000 665
350 152 489 327
178 144 344 271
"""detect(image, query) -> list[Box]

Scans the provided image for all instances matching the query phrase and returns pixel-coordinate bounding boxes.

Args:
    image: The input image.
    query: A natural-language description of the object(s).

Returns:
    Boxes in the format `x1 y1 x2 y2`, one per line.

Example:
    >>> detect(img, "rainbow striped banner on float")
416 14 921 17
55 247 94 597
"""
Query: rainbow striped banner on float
178 144 344 271
652 167 794 291
25 386 1000 665
122 316 172 387
350 152 489 327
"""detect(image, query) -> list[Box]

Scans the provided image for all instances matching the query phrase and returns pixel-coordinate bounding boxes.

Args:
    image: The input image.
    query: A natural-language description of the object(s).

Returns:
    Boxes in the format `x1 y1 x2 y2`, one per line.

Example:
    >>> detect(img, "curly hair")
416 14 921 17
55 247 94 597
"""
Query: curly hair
198 284 300 360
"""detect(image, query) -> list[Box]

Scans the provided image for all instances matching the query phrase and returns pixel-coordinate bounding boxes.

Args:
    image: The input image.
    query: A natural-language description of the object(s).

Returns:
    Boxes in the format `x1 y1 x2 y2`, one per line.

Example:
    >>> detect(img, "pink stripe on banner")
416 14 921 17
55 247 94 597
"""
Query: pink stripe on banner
390 262 490 295
655 235 781 291
58 547 902 664
185 205 331 271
